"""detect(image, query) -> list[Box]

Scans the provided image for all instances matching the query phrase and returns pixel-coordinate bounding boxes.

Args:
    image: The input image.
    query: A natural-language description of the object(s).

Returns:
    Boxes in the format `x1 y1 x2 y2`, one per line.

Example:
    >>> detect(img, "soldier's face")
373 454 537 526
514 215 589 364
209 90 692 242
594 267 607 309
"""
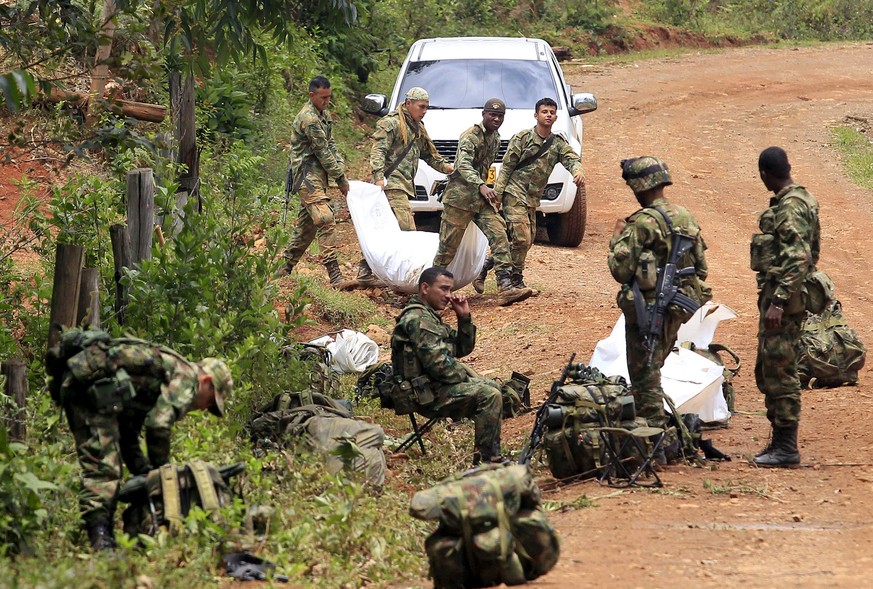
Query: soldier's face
421 275 455 310
482 110 505 133
309 87 332 112
406 99 430 122
535 105 558 128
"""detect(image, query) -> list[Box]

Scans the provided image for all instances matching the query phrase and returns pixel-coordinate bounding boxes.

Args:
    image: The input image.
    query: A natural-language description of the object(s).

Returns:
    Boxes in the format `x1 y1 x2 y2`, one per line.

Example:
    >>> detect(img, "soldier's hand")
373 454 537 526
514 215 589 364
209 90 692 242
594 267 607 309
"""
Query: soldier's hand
449 294 470 318
612 218 627 237
339 182 350 197
375 179 386 188
764 302 784 329
444 164 455 175
479 184 497 201
573 172 585 187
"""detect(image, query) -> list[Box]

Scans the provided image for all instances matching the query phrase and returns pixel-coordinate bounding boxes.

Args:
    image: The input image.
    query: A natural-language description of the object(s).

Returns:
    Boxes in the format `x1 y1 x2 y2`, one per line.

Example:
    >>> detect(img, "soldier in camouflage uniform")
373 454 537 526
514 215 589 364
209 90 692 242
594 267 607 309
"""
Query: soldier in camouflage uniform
608 157 710 436
56 336 232 549
752 146 820 467
433 98 531 306
358 87 454 284
479 98 585 294
391 267 505 464
279 76 352 288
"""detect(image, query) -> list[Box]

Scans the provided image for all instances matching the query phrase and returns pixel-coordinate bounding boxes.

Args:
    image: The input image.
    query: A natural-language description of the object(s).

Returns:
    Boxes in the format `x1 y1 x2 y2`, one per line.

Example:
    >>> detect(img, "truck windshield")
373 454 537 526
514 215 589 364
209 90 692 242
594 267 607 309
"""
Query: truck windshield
398 59 561 109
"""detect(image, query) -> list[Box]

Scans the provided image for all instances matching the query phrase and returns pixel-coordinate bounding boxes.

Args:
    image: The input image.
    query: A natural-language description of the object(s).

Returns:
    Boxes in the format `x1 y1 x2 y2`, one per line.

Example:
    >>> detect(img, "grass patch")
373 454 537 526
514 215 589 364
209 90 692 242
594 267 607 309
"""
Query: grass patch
832 124 873 191
295 274 385 328
704 478 769 498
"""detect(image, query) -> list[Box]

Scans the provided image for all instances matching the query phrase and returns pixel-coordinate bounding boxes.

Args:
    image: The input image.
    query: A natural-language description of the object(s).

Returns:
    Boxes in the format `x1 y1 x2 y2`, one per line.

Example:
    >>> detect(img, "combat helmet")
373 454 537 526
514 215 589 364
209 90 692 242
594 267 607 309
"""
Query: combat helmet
620 156 672 194
197 357 233 417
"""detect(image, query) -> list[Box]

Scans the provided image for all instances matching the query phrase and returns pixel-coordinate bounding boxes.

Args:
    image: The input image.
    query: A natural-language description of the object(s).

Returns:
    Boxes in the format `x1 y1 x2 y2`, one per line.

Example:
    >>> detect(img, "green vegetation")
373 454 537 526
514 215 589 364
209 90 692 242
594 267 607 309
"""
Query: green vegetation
832 123 873 191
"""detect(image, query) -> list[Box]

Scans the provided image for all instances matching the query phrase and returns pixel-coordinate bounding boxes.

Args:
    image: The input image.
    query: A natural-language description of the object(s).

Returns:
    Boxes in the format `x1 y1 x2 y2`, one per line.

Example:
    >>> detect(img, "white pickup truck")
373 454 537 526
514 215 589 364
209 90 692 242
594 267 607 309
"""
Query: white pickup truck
362 36 597 246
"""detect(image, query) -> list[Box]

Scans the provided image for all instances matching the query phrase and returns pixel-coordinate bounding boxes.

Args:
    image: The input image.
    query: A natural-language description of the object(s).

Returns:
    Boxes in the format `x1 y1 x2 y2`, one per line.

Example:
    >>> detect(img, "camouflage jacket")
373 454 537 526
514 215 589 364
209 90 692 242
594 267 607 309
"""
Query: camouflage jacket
493 127 583 208
608 196 710 310
753 184 820 303
442 122 500 211
391 295 476 385
370 105 451 196
290 101 348 191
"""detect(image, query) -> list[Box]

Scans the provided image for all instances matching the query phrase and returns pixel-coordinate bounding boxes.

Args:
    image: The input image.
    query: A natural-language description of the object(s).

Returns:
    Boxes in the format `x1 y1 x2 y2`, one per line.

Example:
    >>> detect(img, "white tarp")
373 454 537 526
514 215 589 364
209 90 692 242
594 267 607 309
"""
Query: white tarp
345 181 487 292
588 303 738 422
307 329 379 374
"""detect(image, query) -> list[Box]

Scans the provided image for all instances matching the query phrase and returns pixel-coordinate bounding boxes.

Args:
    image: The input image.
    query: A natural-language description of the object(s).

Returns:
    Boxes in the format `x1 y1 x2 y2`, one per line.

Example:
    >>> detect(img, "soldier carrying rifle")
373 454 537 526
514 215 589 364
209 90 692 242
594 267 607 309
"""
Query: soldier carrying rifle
607 157 712 461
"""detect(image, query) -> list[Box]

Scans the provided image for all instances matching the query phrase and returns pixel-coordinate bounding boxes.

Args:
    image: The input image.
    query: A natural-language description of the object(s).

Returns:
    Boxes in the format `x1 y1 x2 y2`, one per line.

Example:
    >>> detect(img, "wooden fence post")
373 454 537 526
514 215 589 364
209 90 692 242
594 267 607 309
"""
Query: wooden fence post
76 267 101 329
47 243 84 351
110 224 131 325
1 359 27 441
127 168 155 264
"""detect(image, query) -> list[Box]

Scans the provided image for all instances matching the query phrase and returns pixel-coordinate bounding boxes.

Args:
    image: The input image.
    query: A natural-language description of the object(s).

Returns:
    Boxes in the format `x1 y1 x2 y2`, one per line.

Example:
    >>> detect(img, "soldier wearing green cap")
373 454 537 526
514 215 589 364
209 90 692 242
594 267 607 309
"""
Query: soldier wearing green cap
53 333 232 550
359 87 454 284
433 98 532 306
608 156 710 443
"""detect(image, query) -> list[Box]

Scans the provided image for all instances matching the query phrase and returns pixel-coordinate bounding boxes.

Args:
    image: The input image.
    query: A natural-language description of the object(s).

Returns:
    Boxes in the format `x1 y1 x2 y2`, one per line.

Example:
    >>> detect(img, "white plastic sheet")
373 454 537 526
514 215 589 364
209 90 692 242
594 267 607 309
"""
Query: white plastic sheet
345 181 487 292
588 302 738 422
308 329 379 374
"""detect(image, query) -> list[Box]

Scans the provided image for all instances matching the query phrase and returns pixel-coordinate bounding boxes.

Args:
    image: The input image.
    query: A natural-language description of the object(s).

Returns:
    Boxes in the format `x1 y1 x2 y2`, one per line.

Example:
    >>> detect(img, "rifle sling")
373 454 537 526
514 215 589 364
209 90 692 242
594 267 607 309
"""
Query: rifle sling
383 138 417 180
514 134 555 172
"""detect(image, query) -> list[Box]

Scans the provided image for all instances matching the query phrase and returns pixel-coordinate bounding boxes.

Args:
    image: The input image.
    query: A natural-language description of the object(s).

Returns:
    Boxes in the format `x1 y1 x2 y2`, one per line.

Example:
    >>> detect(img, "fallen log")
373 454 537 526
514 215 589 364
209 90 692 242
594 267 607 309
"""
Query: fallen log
45 88 167 123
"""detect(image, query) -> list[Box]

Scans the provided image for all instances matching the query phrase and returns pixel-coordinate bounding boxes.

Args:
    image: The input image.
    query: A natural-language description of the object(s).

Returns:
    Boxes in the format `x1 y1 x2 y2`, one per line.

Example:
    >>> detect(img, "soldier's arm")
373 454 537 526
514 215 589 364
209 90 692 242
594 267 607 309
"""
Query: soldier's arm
306 118 347 185
370 118 394 182
694 230 709 281
494 133 523 195
557 139 584 179
453 314 477 358
454 131 485 186
608 216 655 284
772 198 815 303
408 318 470 384
119 414 152 474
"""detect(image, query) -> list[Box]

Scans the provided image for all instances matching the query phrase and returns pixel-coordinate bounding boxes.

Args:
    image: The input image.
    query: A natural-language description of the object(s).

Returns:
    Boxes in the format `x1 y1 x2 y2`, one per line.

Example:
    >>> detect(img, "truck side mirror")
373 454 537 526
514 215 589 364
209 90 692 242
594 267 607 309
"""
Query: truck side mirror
363 94 389 116
567 93 598 117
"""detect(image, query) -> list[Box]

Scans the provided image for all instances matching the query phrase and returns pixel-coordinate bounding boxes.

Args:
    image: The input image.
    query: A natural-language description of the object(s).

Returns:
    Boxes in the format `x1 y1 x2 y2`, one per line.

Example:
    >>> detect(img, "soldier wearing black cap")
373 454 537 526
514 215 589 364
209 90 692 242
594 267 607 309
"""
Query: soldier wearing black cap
433 98 532 306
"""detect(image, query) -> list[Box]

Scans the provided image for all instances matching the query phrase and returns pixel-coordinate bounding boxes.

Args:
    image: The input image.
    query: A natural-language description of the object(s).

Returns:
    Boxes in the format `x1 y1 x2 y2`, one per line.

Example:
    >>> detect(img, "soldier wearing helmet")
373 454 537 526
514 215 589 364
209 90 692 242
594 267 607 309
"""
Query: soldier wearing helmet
608 157 711 457
52 333 232 550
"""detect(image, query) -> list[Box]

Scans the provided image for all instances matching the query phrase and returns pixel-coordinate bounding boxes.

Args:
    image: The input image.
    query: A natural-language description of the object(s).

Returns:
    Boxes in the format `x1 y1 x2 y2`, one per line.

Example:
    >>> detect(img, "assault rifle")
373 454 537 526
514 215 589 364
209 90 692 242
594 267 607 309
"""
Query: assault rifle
282 164 294 227
517 352 576 466
634 207 701 362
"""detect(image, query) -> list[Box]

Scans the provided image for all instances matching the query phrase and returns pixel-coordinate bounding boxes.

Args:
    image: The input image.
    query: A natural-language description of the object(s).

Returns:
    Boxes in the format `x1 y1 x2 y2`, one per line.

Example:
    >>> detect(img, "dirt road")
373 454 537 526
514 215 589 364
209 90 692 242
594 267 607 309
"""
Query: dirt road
460 43 873 588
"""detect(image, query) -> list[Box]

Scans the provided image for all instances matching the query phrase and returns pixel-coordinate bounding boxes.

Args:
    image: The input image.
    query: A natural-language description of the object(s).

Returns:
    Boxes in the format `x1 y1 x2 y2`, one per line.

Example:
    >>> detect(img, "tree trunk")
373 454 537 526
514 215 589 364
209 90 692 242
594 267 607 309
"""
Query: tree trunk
1 359 27 441
110 224 131 325
87 0 117 125
76 268 101 328
47 244 84 351
170 70 200 211
126 168 155 264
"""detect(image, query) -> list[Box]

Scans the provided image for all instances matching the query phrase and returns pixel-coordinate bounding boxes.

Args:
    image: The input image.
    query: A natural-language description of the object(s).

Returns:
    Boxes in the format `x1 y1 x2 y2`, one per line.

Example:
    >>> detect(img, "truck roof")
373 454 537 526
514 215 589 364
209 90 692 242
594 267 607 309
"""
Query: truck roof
409 37 549 62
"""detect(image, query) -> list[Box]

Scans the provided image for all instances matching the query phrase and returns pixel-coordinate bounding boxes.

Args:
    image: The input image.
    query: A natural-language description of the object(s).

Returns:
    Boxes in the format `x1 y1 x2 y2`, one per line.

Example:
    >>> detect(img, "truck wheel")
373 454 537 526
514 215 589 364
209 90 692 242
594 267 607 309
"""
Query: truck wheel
546 183 587 247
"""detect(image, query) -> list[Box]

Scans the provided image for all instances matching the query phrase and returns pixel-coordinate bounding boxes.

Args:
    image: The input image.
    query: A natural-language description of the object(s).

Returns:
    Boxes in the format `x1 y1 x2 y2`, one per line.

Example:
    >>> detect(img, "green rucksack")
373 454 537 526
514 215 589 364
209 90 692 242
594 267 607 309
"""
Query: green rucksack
119 460 243 536
45 327 113 403
410 464 559 588
249 391 386 490
798 300 866 388
540 366 646 480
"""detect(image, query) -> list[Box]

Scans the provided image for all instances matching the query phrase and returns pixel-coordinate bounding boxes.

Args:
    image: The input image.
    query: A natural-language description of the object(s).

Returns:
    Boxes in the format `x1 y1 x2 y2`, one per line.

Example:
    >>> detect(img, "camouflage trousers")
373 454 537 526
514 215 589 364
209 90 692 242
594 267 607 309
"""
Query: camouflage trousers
433 203 512 275
501 192 537 273
284 184 339 266
417 378 503 457
755 294 805 428
624 311 683 429
63 400 127 525
385 188 416 231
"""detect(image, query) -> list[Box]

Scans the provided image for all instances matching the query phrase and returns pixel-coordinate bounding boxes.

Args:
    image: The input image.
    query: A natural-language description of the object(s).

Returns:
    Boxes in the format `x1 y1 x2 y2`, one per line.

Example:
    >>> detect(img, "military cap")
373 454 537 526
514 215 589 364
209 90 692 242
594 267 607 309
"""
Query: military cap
483 98 506 113
621 156 673 194
405 87 430 101
197 357 232 417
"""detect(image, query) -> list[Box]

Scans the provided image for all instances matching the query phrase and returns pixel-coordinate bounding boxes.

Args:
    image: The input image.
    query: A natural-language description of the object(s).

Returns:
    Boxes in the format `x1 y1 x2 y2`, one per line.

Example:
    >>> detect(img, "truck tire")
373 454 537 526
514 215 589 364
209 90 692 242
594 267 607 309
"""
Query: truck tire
546 183 587 247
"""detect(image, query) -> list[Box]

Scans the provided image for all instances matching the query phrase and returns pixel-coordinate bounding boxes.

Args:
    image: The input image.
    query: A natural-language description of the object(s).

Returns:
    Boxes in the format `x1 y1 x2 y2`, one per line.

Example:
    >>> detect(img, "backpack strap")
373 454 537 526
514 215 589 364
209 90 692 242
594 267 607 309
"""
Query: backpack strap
188 459 221 514
707 343 741 376
514 134 556 171
159 464 183 531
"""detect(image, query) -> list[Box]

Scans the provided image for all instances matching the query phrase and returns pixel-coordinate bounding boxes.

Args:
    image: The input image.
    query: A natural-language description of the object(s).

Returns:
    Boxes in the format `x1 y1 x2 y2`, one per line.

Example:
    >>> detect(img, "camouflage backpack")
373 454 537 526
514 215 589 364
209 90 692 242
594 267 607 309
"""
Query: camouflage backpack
541 365 646 480
119 460 243 536
798 300 866 388
249 391 386 490
410 464 559 588
45 327 113 403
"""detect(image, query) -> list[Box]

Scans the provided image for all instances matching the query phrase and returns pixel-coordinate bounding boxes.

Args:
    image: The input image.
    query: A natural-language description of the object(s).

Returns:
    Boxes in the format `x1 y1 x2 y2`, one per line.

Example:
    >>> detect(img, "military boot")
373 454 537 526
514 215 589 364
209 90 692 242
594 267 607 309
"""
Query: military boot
325 260 354 290
355 259 382 287
472 257 494 294
753 425 800 467
512 271 539 297
495 271 533 307
86 520 117 551
274 260 295 278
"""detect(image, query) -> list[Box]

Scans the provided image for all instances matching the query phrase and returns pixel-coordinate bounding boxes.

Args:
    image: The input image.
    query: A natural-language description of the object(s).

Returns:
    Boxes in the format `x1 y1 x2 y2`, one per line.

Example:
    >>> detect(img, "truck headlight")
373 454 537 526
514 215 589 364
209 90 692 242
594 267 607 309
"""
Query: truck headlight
542 183 562 201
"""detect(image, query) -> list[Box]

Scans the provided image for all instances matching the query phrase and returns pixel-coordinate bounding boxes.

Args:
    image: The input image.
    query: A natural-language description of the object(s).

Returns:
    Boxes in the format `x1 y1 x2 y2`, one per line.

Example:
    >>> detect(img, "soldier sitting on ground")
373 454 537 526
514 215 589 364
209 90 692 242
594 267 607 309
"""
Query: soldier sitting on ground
390 267 507 464
47 332 232 550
